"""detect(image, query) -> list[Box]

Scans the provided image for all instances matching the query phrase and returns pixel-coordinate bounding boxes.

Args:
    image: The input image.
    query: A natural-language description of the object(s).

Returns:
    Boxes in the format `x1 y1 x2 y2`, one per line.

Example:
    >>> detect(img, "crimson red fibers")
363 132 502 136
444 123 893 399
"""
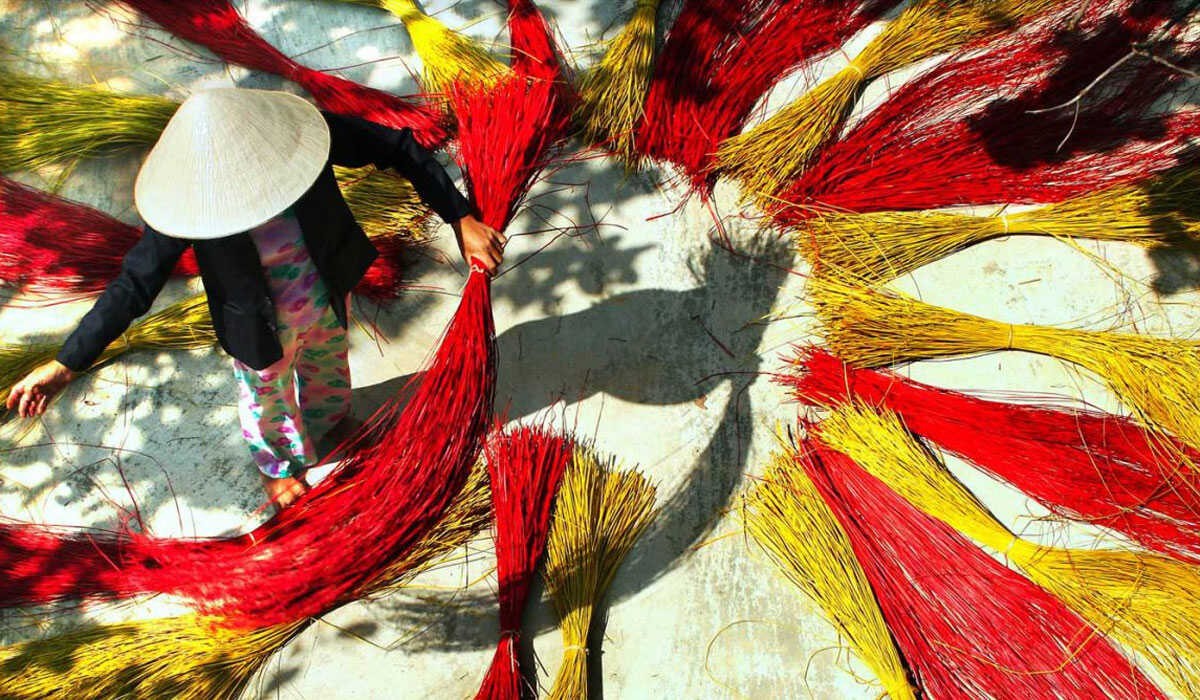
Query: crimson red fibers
774 0 1197 221
474 426 572 700
637 0 891 192
786 348 1200 565
118 0 448 148
800 436 1168 699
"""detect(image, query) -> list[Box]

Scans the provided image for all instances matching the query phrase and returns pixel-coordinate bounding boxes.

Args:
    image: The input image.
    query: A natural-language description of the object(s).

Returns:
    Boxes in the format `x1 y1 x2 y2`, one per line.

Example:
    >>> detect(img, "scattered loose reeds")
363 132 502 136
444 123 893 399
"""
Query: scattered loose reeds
543 444 657 700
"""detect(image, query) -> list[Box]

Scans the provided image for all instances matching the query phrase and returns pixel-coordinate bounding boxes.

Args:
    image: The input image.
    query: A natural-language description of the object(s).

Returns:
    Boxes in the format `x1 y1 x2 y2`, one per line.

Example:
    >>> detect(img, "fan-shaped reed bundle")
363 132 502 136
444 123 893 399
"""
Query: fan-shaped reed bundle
340 0 507 93
543 444 657 700
811 278 1200 456
575 0 661 163
799 167 1200 284
743 448 917 700
0 293 212 407
817 405 1200 698
716 0 1058 201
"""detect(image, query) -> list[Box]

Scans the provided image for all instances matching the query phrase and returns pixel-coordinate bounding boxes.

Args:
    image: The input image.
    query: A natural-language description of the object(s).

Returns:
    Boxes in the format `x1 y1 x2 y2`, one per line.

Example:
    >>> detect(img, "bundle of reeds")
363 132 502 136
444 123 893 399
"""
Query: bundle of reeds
798 167 1200 285
818 405 1200 697
787 348 1200 564
575 0 661 162
118 0 448 147
811 278 1200 456
742 448 917 700
339 0 507 93
772 0 1195 221
475 425 572 700
715 0 1060 200
0 293 213 408
543 444 657 699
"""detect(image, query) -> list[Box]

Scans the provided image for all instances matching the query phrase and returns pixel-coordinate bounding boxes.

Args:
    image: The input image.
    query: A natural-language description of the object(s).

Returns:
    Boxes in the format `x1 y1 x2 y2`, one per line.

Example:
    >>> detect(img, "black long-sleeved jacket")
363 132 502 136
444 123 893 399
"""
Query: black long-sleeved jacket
57 111 471 372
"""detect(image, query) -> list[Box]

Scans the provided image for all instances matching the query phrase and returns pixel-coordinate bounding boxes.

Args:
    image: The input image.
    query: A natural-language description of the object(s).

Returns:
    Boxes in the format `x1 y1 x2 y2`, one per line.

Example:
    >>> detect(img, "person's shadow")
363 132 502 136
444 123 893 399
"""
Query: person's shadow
340 230 793 684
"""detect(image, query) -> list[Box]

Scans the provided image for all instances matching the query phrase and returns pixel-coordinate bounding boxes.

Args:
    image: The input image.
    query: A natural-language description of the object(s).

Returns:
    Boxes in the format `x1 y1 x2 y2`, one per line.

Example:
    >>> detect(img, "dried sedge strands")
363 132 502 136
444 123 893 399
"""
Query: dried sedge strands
799 167 1200 285
116 0 449 148
786 348 1200 565
0 294 212 407
817 405 1200 698
575 0 661 163
804 420 1170 699
338 0 507 94
773 0 1192 221
476 426 572 700
0 466 490 698
742 449 917 700
503 0 571 88
0 68 177 172
0 615 304 700
543 444 657 700
809 277 1200 458
716 0 1058 201
449 72 571 232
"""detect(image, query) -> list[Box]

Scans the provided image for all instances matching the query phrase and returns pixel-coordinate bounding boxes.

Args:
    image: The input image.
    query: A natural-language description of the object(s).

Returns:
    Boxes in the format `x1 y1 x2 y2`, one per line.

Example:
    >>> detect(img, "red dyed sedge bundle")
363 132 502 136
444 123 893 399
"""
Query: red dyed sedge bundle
786 348 1200 564
800 429 1167 699
503 0 570 88
774 0 1197 222
637 0 888 190
115 0 448 148
475 425 572 700
0 266 495 627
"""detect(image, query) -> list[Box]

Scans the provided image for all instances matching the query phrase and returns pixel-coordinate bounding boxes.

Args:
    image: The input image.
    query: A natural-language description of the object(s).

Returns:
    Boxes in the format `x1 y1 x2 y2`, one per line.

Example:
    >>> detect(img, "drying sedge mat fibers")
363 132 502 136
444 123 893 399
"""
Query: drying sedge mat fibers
503 0 571 90
335 0 507 94
0 460 493 698
0 293 213 408
772 0 1197 221
0 267 494 627
715 0 1059 200
786 348 1200 565
796 167 1200 285
542 443 657 700
113 0 448 148
742 448 917 700
475 425 572 700
802 423 1168 698
636 0 884 190
0 169 429 303
817 405 1200 697
811 277 1200 460
575 0 660 163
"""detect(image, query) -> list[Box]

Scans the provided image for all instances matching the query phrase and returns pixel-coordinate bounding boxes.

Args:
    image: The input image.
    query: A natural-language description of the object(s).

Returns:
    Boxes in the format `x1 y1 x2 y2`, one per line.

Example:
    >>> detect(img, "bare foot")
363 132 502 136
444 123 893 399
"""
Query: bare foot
261 473 309 511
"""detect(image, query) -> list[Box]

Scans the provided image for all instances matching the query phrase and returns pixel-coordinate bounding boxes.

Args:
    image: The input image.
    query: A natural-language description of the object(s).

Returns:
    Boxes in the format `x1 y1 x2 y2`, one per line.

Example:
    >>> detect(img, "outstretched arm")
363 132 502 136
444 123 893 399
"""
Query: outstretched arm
322 111 506 273
7 227 187 418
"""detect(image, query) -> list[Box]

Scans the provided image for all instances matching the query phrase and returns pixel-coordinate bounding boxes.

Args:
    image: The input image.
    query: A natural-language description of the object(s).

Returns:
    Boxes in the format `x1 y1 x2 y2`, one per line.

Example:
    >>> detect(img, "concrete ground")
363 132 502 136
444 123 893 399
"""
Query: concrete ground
0 1 1197 698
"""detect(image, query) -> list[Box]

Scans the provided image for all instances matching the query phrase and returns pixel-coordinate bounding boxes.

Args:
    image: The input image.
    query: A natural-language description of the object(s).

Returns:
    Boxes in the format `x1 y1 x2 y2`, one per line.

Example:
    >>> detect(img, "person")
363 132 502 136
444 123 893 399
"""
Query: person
5 88 505 508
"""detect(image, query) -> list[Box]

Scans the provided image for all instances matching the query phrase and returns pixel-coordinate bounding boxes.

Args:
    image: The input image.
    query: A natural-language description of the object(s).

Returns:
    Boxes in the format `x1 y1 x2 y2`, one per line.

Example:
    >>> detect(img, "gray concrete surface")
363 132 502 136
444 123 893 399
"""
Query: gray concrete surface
0 1 1197 698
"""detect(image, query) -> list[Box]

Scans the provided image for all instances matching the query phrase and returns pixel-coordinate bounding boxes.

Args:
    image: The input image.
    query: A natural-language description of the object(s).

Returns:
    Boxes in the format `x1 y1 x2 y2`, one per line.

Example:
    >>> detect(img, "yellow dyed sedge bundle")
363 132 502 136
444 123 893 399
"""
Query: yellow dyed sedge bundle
342 0 507 93
0 461 491 697
542 444 657 700
0 614 304 700
575 0 661 163
742 449 917 700
0 293 213 407
817 405 1200 697
810 278 1200 455
334 165 434 245
800 168 1200 285
0 68 178 172
715 0 1056 203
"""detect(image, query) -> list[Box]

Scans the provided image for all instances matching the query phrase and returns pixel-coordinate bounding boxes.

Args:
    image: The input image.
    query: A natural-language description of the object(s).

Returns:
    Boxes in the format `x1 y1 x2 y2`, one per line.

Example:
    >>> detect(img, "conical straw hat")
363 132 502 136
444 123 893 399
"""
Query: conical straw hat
134 88 331 240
